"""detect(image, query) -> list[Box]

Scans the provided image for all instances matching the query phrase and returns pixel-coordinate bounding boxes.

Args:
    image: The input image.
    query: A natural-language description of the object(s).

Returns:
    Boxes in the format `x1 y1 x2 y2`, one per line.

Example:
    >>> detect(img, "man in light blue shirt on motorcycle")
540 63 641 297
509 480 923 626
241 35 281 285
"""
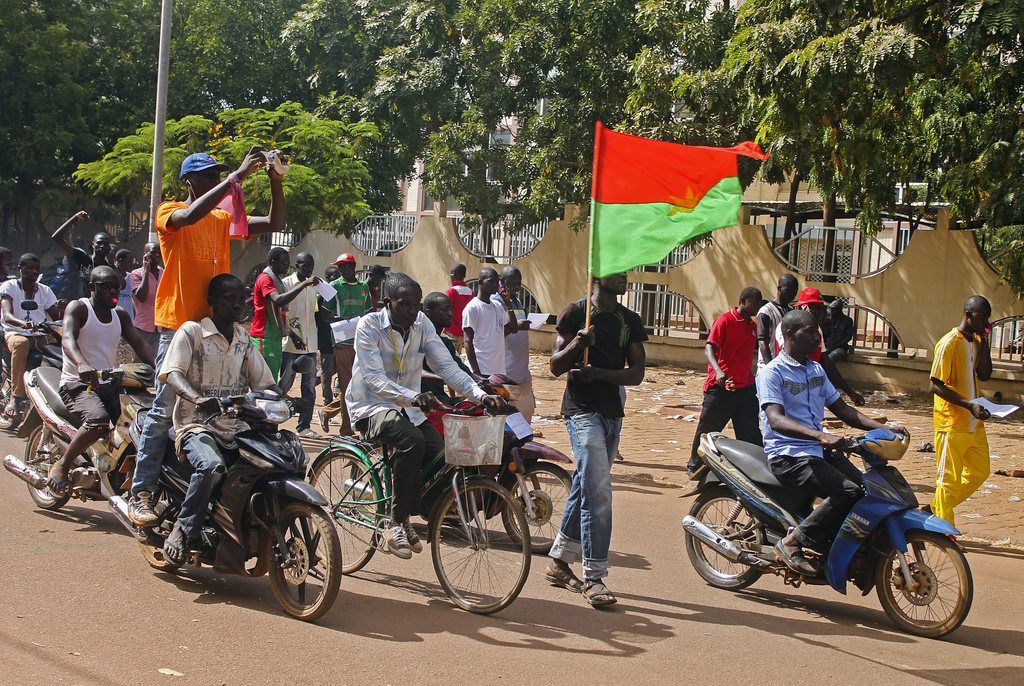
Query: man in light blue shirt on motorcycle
757 309 903 575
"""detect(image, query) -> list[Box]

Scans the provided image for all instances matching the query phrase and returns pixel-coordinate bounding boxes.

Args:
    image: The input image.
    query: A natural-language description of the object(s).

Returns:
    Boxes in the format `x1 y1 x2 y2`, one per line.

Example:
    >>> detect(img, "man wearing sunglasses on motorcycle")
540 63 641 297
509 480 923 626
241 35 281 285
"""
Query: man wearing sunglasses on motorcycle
45 266 156 492
346 272 507 559
759 309 907 576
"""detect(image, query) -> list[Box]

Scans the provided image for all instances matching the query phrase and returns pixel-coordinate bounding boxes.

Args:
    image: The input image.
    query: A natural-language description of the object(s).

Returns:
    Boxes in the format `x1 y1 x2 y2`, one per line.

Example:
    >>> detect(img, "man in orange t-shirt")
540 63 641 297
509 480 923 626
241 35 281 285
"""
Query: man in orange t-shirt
128 148 287 526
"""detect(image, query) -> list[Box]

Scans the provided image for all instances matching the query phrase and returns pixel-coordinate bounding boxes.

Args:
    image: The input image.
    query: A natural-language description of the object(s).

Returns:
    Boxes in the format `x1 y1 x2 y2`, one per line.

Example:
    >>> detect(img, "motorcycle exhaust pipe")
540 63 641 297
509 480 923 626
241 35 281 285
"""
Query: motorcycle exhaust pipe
3 454 47 489
682 515 772 570
682 515 745 562
108 495 148 541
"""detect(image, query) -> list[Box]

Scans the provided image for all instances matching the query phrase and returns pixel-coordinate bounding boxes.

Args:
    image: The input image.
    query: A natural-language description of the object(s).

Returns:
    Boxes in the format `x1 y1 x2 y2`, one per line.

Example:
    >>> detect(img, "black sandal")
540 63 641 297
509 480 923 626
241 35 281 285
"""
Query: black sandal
582 579 617 607
544 564 583 593
162 522 190 566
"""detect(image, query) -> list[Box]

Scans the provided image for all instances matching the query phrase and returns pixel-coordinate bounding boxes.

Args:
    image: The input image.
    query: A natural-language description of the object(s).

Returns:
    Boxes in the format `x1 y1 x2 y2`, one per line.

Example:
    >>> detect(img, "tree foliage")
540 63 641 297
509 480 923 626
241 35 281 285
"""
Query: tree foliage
75 103 378 234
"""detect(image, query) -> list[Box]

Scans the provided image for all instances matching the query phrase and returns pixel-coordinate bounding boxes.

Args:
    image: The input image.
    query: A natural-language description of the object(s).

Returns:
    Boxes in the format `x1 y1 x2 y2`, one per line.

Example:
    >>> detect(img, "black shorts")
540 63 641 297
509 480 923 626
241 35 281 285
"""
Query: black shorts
59 380 120 429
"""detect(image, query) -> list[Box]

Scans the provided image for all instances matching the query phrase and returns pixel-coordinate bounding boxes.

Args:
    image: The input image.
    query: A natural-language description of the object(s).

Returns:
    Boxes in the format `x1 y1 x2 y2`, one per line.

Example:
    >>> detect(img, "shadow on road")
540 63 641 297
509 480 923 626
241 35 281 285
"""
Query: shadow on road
961 540 1024 561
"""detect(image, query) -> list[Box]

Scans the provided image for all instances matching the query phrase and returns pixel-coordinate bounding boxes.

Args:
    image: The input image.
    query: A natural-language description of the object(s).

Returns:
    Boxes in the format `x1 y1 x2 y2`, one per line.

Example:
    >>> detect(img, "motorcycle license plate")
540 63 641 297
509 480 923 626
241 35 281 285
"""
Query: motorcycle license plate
505 412 533 440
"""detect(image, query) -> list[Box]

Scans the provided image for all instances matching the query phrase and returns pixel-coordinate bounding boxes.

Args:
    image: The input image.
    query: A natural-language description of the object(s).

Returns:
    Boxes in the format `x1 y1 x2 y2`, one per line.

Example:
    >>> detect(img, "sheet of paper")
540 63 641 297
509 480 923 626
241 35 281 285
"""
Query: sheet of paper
505 411 534 440
316 280 337 302
331 317 360 343
971 397 1020 418
526 313 551 329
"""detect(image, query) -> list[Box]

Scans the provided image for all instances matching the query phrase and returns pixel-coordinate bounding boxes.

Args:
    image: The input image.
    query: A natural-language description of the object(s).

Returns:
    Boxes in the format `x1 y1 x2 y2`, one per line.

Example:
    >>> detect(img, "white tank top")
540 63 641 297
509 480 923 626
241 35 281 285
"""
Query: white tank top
61 298 122 383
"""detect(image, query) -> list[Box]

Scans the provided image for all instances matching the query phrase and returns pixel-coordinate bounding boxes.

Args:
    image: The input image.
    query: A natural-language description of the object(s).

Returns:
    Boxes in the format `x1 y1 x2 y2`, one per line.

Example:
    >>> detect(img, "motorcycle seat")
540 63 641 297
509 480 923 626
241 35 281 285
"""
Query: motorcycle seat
712 435 786 489
32 367 78 426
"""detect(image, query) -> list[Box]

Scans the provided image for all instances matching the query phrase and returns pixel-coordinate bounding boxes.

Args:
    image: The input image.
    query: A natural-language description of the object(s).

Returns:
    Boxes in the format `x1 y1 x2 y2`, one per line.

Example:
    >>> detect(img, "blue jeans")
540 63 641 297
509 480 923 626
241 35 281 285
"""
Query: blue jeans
178 432 231 539
549 412 622 580
131 330 176 495
278 352 317 431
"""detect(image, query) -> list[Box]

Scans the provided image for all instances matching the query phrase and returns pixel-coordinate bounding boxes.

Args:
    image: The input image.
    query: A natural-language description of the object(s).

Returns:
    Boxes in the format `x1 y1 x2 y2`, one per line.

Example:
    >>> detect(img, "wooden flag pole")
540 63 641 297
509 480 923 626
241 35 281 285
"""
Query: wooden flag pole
584 120 605 368
582 274 593 366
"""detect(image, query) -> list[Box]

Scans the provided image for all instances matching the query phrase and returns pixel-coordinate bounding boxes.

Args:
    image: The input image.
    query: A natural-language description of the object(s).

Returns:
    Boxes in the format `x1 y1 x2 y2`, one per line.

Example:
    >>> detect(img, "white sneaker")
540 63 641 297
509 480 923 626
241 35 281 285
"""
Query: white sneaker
298 428 320 438
404 522 423 554
384 524 413 559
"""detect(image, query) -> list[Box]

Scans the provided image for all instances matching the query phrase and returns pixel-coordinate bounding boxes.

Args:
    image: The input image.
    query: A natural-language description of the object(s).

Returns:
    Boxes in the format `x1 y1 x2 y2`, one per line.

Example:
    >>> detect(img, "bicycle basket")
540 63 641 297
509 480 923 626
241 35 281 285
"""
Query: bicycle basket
442 414 505 466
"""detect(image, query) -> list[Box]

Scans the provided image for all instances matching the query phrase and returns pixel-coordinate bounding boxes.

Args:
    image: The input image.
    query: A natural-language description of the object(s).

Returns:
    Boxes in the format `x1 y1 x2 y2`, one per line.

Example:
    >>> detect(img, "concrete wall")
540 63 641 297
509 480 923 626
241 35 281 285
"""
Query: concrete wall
291 208 1024 400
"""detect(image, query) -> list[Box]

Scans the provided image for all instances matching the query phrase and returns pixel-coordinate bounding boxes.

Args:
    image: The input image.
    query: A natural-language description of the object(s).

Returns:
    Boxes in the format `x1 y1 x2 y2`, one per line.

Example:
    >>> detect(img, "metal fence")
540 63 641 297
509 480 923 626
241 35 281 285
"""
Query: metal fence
622 283 706 339
762 223 906 282
990 317 1024 364
454 218 549 263
847 303 905 356
350 214 418 256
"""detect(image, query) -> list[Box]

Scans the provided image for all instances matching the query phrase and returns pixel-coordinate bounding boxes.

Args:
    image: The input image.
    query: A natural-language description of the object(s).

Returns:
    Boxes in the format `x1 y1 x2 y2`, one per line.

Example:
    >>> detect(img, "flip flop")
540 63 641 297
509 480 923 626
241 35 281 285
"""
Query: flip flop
162 523 190 566
45 471 70 496
544 565 584 593
582 579 617 607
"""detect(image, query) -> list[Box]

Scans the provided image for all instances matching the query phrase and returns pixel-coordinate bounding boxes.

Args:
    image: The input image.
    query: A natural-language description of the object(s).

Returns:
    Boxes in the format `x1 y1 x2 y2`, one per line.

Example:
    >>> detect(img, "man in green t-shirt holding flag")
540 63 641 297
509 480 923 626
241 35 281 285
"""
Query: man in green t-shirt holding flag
318 253 371 435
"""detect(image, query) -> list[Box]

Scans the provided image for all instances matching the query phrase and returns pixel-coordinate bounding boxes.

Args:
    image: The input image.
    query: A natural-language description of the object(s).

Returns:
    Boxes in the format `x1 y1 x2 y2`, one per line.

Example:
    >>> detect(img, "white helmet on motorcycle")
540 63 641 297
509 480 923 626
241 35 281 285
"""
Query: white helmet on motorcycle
860 428 909 462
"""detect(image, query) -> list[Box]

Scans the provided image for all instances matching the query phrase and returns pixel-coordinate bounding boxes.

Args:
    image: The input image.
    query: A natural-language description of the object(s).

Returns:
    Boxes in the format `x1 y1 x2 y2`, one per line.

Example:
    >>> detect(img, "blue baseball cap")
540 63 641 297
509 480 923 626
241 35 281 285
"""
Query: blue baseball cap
179 152 230 179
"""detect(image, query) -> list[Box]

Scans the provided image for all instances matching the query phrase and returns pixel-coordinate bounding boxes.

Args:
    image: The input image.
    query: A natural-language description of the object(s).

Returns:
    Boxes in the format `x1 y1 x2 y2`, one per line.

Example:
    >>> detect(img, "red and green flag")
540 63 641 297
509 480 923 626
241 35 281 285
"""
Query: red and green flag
589 121 768 277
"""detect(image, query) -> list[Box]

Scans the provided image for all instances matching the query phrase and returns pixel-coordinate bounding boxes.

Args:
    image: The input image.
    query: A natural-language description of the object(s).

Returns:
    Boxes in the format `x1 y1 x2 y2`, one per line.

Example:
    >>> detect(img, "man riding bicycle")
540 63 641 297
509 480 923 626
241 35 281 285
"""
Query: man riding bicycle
346 272 506 559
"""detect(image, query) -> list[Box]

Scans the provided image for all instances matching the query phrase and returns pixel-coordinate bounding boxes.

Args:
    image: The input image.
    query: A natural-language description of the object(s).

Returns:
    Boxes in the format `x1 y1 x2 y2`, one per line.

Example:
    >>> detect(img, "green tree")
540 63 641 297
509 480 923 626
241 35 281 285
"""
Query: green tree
74 102 379 234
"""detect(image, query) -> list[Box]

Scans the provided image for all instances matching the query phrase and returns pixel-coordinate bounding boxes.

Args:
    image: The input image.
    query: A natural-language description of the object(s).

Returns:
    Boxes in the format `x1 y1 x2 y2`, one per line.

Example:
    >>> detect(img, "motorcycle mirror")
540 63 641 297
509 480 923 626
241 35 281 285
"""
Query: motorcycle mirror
20 300 38 311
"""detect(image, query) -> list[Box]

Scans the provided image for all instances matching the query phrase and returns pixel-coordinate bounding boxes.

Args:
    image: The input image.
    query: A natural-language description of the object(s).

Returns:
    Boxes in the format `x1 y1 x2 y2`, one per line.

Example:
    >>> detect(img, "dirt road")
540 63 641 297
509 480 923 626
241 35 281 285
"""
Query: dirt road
1 429 1023 685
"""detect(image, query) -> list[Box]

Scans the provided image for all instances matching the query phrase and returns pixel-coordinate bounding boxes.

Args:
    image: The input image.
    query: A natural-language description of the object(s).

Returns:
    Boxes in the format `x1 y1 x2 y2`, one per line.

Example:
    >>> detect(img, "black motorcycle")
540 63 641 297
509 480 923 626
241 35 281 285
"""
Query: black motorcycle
126 391 342 621
0 300 63 430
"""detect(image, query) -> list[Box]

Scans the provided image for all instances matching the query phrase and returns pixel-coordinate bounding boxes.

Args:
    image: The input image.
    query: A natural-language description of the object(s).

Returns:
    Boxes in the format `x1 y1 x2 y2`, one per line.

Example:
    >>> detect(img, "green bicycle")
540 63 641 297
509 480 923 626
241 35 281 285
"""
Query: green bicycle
308 406 532 615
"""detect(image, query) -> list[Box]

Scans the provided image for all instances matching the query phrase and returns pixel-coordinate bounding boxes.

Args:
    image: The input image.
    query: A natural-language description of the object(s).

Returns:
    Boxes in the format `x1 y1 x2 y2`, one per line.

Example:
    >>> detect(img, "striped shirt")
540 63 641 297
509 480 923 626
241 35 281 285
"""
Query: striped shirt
931 327 981 433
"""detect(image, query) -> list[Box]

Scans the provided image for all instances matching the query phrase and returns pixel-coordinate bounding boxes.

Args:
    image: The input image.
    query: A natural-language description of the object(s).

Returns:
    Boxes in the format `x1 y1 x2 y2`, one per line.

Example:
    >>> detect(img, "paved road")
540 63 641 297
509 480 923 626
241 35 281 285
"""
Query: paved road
1 430 1022 686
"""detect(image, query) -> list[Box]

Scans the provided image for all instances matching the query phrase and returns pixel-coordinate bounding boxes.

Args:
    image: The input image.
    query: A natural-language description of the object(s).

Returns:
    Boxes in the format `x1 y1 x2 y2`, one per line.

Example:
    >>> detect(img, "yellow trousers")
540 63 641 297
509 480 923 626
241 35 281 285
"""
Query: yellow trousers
930 429 989 526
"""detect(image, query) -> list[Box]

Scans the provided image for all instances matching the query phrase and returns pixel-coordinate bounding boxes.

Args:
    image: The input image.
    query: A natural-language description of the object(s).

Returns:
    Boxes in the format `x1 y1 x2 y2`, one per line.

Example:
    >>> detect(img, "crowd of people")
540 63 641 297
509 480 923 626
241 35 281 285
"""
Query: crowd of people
0 146 1000 610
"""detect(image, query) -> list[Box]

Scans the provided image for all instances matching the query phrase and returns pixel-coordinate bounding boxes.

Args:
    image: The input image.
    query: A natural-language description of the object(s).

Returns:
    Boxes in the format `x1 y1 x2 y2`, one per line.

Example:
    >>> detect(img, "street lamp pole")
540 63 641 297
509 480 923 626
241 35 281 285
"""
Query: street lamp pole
147 0 174 242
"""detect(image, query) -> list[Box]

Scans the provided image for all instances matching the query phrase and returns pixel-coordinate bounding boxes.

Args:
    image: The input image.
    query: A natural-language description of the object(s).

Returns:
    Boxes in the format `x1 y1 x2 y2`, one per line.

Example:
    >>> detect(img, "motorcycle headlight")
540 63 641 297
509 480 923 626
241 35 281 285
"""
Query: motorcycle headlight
255 399 291 424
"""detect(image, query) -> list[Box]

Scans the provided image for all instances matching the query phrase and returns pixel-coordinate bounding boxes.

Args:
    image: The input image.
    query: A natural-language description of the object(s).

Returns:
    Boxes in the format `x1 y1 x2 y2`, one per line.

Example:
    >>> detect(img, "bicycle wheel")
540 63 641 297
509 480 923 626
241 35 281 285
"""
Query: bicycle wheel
431 476 531 614
501 462 572 555
309 448 383 574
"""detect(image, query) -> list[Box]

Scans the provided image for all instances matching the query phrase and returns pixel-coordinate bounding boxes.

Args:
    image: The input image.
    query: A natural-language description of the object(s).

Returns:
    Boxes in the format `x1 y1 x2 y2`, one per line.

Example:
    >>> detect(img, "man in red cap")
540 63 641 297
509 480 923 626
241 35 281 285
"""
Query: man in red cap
318 253 371 434
773 287 864 405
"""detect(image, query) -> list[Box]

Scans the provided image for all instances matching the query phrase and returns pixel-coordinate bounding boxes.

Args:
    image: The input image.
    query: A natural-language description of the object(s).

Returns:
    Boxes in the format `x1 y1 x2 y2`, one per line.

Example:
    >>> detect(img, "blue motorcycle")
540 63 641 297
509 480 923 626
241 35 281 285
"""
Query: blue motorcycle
682 429 973 638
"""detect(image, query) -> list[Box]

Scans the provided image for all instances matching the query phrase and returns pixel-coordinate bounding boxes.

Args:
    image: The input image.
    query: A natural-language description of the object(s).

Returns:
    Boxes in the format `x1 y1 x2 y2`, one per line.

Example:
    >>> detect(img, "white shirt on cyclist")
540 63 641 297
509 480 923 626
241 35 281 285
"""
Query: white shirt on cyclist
346 308 488 427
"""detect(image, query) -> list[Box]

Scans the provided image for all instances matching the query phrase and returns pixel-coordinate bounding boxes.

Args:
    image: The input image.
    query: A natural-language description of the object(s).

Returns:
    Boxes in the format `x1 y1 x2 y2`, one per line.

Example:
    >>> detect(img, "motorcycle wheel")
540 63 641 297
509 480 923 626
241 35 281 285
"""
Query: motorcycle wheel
874 530 973 638
684 486 764 590
24 425 70 510
501 461 572 555
309 448 382 575
267 501 343 622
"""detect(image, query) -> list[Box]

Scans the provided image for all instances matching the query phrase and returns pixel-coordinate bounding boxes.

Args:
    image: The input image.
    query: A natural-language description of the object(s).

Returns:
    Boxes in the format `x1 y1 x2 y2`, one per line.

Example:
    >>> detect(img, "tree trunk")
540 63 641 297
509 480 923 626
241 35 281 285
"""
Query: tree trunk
821 191 838 283
782 171 802 264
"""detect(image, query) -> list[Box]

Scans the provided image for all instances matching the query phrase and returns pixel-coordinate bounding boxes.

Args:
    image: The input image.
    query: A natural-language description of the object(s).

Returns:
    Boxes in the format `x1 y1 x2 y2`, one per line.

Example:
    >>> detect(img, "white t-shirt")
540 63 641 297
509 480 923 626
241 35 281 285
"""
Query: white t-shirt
0 279 57 336
282 273 317 355
498 294 531 383
462 296 507 375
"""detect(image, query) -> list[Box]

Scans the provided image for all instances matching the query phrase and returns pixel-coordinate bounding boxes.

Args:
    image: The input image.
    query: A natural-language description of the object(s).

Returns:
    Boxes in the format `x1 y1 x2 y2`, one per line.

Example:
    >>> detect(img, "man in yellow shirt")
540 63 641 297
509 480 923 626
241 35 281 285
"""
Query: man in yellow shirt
929 295 993 524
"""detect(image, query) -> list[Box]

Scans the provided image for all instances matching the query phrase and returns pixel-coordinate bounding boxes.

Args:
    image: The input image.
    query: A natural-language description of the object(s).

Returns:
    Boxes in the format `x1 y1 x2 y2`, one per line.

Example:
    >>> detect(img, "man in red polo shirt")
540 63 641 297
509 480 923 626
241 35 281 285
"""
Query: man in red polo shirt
443 263 474 353
688 286 763 478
